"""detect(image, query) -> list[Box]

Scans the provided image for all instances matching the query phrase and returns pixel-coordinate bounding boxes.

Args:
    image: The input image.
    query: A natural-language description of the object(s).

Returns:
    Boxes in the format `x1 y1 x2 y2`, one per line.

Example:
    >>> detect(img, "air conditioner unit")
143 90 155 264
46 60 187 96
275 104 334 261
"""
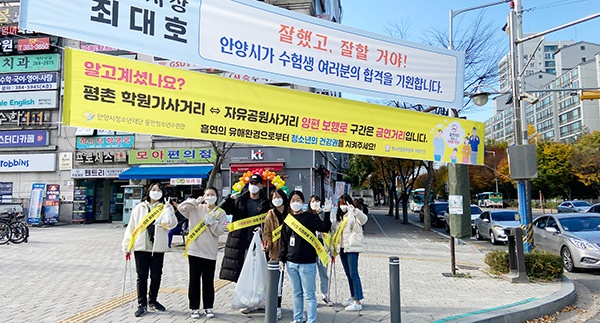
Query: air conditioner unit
130 179 143 185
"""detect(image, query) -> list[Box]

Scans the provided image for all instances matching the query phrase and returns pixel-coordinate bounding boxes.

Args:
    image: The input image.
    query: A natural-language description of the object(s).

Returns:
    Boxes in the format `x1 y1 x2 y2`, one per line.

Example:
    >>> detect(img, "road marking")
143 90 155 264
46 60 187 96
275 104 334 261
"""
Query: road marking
370 214 388 238
59 279 231 323
432 297 538 322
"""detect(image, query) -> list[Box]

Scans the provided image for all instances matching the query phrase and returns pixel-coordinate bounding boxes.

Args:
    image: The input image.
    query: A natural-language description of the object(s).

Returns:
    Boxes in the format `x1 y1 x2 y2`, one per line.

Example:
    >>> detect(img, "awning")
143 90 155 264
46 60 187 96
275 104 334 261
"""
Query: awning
229 162 284 172
118 165 213 180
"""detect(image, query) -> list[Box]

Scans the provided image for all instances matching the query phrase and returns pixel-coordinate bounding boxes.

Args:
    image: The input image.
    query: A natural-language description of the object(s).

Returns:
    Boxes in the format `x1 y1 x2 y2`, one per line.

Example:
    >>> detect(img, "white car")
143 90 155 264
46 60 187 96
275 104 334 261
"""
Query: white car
475 210 520 244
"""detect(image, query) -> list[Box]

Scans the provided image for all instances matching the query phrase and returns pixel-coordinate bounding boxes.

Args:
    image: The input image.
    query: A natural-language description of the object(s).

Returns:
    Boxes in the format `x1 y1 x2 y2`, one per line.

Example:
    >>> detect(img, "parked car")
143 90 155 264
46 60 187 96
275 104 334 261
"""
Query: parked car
557 201 592 213
420 202 449 227
587 203 600 214
443 205 484 234
475 210 520 244
532 214 600 272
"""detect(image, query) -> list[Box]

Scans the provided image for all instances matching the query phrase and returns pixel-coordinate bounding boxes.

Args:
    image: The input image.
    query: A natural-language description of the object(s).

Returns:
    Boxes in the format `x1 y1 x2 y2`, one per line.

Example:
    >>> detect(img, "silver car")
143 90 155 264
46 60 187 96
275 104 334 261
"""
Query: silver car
557 201 592 213
532 214 600 272
443 205 483 234
475 210 520 244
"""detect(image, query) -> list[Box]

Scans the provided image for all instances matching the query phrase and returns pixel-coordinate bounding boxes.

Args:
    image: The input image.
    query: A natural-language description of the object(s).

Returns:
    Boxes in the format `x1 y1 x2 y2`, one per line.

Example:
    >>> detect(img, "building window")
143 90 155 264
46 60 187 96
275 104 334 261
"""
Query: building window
582 57 586 62
580 45 586 50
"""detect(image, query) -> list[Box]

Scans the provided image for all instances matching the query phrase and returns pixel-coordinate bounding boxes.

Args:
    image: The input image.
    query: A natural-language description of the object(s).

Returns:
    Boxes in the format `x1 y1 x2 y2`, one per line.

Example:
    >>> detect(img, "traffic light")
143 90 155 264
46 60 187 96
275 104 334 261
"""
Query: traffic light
580 90 600 100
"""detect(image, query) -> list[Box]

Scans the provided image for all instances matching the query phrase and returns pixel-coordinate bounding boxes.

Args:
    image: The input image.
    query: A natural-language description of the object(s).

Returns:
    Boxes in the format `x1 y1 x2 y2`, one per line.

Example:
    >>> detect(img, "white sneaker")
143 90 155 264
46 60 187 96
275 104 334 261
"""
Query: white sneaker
205 308 215 318
277 307 282 320
322 295 333 307
240 306 257 314
345 302 362 311
191 309 202 319
341 297 354 307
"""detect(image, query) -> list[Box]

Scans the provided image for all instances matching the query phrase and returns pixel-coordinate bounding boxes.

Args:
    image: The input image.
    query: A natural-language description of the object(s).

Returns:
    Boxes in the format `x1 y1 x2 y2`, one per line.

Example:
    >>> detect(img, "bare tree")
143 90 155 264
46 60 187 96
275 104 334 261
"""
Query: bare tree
206 141 235 188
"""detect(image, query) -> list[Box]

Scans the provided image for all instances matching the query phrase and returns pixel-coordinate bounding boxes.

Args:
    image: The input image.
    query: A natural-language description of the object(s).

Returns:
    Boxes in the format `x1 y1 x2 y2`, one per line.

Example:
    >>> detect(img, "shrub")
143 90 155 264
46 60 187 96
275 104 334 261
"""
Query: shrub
484 250 563 282
484 250 510 275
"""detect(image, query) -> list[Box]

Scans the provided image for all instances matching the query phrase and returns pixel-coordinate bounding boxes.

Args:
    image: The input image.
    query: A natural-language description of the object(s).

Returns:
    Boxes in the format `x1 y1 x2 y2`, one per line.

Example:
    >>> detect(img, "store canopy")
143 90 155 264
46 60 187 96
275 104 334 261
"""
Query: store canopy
229 162 284 172
118 165 213 180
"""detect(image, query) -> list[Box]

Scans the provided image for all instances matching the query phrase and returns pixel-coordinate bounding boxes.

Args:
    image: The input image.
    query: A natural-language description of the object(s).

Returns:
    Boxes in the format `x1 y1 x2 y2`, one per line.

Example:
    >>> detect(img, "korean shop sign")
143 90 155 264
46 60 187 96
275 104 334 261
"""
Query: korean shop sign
0 90 57 110
20 0 465 107
0 54 60 73
75 135 135 149
128 148 216 165
0 72 59 92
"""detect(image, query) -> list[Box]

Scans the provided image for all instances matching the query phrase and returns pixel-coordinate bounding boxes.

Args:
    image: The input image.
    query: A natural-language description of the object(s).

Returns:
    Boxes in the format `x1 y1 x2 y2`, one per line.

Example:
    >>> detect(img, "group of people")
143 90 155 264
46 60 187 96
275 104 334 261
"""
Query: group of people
121 173 369 323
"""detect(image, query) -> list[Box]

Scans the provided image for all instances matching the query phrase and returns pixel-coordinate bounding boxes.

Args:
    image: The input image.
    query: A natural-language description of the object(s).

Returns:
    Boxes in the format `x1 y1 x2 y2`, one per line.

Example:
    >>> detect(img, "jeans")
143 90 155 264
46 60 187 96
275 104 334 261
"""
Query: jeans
188 255 216 310
340 249 363 301
287 262 317 323
316 257 329 295
134 251 165 306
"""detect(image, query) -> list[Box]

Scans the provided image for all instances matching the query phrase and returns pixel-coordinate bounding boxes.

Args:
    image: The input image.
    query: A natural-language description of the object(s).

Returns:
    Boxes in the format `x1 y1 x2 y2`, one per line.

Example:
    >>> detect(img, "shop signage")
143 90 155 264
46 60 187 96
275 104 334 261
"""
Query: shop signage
154 58 204 70
0 110 49 127
75 135 134 149
70 168 127 178
43 184 60 224
79 41 122 53
59 152 73 170
0 72 59 92
251 149 264 160
170 178 203 185
0 90 57 110
75 150 127 164
0 53 60 73
128 148 216 165
0 129 48 147
0 153 55 172
17 37 50 52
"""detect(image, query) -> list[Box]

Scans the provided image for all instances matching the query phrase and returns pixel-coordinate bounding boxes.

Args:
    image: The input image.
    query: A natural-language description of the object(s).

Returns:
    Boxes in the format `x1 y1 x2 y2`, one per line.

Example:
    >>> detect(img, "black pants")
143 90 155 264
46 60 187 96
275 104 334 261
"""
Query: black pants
134 251 165 306
188 255 216 310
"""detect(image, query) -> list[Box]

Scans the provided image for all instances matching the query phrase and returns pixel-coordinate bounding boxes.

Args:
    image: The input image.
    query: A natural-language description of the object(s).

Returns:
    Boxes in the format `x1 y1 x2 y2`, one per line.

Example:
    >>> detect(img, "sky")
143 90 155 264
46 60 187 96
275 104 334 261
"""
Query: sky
340 0 600 122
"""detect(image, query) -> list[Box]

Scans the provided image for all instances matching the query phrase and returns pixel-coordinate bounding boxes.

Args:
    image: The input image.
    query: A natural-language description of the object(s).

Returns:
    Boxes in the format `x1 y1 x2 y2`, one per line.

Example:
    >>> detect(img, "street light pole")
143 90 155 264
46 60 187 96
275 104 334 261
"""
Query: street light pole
486 150 499 193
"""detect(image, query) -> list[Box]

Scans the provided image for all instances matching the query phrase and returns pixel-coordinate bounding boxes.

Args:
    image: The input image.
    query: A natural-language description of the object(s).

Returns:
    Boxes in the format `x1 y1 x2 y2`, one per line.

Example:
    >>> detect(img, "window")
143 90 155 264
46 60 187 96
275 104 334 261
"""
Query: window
580 45 586 50
582 57 586 63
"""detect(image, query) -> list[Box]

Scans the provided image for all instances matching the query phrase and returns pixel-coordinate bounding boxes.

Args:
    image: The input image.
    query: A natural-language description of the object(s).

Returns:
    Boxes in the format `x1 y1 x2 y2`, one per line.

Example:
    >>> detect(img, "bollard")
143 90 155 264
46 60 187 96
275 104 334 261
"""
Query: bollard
389 256 401 323
265 261 279 323
503 228 528 283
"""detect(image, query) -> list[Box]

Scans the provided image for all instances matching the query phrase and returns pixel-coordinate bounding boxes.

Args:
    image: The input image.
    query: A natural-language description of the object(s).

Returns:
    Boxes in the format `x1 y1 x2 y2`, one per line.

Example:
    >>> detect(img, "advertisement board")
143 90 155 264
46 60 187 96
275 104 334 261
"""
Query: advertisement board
75 135 134 149
0 129 48 147
27 183 44 225
0 53 60 73
128 148 216 164
43 184 60 224
0 153 56 172
0 72 59 92
0 90 57 109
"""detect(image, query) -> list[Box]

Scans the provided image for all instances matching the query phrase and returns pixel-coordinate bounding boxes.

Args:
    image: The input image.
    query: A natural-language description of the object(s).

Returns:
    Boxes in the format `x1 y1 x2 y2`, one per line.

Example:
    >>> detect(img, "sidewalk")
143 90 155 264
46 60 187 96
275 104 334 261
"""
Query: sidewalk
1 209 573 323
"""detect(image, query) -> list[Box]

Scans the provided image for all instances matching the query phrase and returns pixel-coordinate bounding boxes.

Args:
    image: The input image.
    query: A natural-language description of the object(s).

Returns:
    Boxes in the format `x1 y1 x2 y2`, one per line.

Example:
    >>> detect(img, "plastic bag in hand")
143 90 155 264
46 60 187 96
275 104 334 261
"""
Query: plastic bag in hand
323 198 333 212
231 231 268 309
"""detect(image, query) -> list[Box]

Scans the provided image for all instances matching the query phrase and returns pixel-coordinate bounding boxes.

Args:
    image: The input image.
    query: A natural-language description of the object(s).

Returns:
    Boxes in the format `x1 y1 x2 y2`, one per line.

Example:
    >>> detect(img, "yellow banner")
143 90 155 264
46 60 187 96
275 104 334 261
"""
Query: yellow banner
284 215 329 266
63 48 484 165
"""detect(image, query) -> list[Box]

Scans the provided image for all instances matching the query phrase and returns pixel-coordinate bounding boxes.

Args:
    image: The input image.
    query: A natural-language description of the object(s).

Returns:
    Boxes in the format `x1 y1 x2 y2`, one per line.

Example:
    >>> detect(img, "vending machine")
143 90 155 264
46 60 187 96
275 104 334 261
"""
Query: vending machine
122 185 144 226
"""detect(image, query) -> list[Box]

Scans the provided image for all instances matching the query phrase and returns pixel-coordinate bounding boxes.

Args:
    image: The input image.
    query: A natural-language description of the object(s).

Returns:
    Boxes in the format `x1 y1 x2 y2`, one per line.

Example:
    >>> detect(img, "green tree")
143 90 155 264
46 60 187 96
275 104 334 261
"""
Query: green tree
533 141 574 199
570 131 600 198
206 141 235 189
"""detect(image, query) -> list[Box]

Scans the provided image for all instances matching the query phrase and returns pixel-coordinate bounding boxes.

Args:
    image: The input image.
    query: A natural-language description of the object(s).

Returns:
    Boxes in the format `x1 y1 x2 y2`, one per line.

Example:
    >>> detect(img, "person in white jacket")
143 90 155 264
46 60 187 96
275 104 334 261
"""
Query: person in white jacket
122 183 178 318
177 187 227 320
331 193 368 312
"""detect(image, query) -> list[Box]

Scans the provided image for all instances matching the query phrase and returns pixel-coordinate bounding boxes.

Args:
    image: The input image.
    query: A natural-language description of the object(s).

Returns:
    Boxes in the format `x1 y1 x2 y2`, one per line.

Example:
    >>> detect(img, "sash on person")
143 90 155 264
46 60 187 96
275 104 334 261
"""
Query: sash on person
127 203 164 253
184 206 223 257
325 216 348 257
227 212 268 232
271 225 282 243
283 215 329 266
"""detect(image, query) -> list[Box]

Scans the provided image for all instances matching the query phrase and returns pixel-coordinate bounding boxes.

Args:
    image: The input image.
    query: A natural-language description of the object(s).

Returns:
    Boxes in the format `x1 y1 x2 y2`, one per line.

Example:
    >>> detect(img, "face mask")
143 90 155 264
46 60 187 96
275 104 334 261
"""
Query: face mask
149 191 162 201
310 202 321 210
272 198 283 207
340 205 348 212
290 202 303 212
249 184 260 194
204 196 217 205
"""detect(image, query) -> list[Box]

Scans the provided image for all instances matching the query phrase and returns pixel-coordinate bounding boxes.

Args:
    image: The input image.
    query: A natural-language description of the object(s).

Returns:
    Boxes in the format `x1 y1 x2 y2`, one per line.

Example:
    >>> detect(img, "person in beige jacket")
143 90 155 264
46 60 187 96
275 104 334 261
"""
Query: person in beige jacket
122 183 178 317
331 193 368 312
177 187 228 320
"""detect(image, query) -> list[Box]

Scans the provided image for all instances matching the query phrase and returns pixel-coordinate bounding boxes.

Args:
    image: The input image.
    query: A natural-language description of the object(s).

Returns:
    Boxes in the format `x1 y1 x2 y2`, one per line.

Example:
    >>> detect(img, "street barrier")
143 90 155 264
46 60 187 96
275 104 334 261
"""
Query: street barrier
504 228 528 283
389 256 401 322
265 261 279 323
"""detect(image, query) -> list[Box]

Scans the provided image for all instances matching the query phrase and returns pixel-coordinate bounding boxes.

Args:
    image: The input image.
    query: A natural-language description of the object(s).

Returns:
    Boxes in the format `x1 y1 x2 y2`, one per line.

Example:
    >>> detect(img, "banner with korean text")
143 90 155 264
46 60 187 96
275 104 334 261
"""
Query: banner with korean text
63 48 483 165
21 0 464 107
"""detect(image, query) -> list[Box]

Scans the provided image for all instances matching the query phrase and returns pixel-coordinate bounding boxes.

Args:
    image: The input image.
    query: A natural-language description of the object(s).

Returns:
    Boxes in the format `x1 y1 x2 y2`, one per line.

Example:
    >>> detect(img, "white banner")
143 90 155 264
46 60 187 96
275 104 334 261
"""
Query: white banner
0 153 56 172
70 168 127 178
20 0 464 107
0 90 57 109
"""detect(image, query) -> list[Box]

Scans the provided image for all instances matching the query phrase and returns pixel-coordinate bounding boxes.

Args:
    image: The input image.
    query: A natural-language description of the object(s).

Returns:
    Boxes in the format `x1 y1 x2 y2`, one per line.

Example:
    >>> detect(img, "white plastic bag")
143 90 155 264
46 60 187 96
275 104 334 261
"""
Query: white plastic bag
231 230 268 309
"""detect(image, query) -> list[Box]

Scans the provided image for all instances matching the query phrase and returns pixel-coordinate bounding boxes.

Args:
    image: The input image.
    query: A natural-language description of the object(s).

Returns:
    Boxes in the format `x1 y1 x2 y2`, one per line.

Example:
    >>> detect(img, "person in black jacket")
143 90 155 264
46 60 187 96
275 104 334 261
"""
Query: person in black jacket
280 190 331 323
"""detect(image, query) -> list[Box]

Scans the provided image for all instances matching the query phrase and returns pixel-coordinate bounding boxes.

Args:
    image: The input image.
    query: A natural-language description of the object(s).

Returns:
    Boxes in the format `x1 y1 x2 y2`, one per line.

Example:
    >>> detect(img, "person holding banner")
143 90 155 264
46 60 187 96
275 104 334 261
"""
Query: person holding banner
177 187 227 319
333 193 369 312
306 195 334 307
280 190 332 323
122 183 178 318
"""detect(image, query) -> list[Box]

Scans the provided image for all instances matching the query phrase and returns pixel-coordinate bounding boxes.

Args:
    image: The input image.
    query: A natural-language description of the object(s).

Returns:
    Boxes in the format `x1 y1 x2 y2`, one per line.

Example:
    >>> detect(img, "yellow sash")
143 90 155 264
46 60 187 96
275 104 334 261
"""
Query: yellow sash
271 225 282 243
184 206 223 257
127 203 164 252
329 216 349 257
227 212 268 232
283 215 329 266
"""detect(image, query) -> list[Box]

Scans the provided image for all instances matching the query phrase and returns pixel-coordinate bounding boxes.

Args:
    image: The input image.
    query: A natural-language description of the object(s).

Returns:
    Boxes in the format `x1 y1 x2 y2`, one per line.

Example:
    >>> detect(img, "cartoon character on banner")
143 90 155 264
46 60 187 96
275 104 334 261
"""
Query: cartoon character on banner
231 169 289 196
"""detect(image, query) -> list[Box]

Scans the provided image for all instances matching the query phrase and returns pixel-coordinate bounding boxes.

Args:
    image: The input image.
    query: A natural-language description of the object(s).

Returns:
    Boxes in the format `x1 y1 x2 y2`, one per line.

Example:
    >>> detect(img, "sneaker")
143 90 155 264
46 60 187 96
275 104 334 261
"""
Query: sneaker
322 295 333 307
302 311 307 322
191 309 202 319
345 302 362 311
134 305 147 317
240 306 257 314
205 308 215 318
341 297 354 307
276 308 282 320
149 301 166 312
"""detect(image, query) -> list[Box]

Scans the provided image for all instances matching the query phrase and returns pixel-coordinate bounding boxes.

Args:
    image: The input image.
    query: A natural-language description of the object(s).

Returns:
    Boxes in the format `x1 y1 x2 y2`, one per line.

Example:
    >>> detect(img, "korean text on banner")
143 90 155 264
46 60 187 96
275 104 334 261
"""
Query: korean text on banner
20 0 464 108
62 48 483 165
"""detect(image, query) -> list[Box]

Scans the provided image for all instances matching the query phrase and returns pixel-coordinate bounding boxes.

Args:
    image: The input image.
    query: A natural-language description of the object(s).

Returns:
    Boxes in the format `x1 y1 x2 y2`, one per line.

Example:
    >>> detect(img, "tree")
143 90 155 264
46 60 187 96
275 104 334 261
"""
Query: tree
570 131 600 198
344 155 375 189
206 141 235 189
533 141 574 199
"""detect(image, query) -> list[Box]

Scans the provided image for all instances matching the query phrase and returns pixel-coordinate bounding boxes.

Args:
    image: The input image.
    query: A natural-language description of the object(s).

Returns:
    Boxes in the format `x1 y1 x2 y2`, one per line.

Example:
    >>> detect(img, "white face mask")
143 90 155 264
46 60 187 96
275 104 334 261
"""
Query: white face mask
272 198 283 207
149 191 162 201
310 202 321 210
204 195 217 205
249 184 260 194
290 202 303 212
340 205 348 212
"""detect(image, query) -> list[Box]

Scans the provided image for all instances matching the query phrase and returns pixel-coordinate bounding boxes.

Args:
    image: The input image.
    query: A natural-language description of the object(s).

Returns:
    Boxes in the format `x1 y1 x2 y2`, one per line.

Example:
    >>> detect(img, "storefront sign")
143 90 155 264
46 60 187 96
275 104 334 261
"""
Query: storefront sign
75 150 127 164
43 184 60 224
170 178 203 185
70 168 127 178
21 0 464 106
0 129 48 147
0 181 12 203
0 110 49 127
75 135 134 149
0 72 59 92
0 53 60 73
0 90 57 110
62 49 485 165
59 152 73 170
154 58 204 70
128 148 216 164
0 153 55 172
17 37 50 52
27 183 44 225
79 41 122 53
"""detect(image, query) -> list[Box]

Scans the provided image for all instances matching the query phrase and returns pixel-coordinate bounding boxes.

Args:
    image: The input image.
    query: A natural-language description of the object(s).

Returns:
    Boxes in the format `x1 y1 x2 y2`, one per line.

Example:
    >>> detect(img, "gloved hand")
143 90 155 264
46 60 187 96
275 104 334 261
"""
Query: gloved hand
323 198 333 212
230 192 242 200
262 239 268 252
346 203 355 215
204 215 215 226
279 261 285 271
125 252 131 260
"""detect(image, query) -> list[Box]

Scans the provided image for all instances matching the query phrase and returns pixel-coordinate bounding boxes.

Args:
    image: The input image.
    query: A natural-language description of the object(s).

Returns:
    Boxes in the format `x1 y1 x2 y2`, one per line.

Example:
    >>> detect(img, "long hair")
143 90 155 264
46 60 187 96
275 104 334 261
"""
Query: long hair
307 195 322 214
271 189 289 215
143 182 166 203
336 193 353 222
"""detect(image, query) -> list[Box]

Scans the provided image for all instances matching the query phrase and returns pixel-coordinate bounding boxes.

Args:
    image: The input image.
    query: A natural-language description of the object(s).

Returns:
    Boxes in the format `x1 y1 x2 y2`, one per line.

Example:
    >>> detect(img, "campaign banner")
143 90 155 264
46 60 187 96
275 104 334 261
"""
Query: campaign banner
0 153 56 172
0 53 60 73
43 184 60 224
75 135 135 149
0 72 59 92
27 183 45 225
0 90 57 109
21 0 464 107
62 48 484 164
128 148 216 164
0 129 48 147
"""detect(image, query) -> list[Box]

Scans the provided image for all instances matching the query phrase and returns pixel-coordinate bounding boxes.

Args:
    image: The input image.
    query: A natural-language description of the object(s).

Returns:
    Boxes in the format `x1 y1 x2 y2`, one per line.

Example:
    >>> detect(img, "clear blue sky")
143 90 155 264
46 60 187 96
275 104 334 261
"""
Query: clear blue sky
340 0 600 122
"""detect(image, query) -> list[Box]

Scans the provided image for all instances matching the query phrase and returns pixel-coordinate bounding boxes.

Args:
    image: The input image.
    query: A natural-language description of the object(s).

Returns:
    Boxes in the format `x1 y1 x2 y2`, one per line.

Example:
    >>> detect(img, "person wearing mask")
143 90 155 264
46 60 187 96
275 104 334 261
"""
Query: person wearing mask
122 183 178 317
280 190 331 323
219 173 271 313
306 195 333 307
262 189 289 320
177 187 228 319
333 193 368 312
